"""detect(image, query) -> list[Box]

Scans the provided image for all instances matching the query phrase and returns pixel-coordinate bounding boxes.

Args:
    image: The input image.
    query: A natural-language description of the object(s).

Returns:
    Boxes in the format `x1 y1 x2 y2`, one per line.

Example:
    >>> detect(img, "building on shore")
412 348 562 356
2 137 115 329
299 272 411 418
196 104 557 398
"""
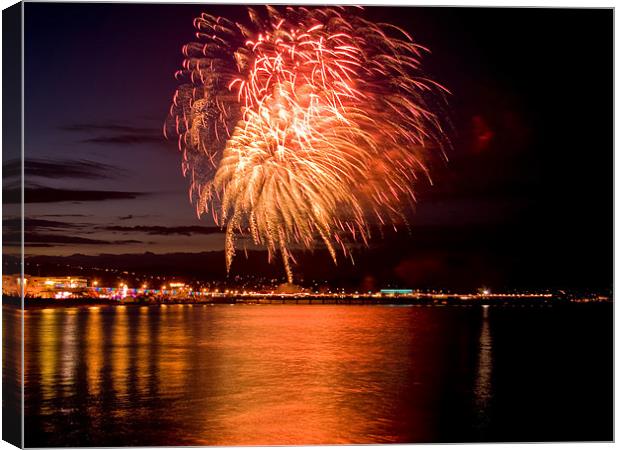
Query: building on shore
380 289 413 297
2 274 90 298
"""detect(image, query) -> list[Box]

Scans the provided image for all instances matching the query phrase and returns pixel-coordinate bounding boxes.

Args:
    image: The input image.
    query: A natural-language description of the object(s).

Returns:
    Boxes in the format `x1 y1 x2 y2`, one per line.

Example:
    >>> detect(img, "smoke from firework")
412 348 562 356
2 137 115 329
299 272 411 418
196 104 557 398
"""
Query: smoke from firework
165 6 449 282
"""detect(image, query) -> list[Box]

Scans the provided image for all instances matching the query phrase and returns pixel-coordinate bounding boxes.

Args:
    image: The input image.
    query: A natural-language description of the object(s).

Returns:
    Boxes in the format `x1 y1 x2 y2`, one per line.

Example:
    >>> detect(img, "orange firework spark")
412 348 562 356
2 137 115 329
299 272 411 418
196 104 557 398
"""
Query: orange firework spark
165 6 449 282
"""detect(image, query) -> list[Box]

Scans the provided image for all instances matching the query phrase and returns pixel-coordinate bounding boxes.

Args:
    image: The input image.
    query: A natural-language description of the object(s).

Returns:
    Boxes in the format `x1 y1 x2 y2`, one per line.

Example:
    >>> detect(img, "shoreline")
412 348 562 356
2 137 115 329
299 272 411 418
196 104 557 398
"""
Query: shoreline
3 295 610 308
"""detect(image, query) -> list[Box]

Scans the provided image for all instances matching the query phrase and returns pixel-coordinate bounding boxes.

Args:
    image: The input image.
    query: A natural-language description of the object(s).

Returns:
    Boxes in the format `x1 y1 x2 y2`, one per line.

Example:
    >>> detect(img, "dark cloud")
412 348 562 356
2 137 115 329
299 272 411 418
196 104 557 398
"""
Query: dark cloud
81 134 163 145
4 217 147 248
117 214 152 221
2 187 147 204
4 217 85 231
37 214 90 218
102 225 222 236
5 232 143 245
60 123 157 133
60 122 163 145
4 158 124 179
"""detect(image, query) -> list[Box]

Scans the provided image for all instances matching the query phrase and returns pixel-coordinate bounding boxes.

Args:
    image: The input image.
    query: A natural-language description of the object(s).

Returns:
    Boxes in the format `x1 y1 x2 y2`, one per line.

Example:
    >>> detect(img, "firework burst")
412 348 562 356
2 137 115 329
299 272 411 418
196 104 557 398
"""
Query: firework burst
165 6 449 282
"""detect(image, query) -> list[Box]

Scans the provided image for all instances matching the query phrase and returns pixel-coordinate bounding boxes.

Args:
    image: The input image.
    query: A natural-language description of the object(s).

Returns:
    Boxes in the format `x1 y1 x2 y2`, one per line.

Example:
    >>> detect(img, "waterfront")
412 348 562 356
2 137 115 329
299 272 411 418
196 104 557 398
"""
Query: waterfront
15 303 612 446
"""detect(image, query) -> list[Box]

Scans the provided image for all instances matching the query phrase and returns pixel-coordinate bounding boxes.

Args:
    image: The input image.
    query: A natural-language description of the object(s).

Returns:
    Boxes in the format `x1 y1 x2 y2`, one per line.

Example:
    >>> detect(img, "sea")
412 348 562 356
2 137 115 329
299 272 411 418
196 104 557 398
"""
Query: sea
3 302 612 446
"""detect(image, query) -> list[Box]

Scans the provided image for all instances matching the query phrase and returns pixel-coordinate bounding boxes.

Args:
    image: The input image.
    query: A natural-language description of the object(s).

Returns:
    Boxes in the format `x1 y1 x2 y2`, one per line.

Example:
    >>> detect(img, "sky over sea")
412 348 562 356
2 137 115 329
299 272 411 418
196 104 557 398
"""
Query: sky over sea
12 4 612 289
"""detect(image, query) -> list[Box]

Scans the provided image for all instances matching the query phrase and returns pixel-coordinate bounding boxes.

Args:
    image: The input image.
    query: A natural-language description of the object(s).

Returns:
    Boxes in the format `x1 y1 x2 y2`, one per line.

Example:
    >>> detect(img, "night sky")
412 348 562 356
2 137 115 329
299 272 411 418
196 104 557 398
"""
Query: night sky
11 4 613 290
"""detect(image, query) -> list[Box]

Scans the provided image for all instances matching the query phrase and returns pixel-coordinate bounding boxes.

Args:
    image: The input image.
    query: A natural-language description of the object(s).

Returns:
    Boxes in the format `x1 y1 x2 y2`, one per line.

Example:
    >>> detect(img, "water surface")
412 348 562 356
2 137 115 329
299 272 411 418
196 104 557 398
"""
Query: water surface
19 303 612 446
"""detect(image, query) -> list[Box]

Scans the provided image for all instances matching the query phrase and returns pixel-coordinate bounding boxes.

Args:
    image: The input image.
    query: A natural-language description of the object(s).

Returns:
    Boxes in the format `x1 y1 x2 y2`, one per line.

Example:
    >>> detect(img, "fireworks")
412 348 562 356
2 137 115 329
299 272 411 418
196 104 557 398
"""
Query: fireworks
165 6 448 282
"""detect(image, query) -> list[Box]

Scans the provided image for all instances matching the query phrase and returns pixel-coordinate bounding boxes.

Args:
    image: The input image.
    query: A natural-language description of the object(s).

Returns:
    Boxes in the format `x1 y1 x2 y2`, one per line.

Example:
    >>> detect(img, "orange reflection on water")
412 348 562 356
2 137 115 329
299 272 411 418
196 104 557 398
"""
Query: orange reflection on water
58 309 78 405
86 307 103 397
24 304 481 446
112 307 130 403
182 305 449 445
38 308 58 409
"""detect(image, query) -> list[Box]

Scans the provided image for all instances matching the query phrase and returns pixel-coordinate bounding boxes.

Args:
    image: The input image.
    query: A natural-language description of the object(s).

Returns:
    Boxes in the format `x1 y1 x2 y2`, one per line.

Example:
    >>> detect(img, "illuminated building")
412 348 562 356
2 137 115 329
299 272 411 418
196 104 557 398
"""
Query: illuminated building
2 274 90 298
380 289 413 296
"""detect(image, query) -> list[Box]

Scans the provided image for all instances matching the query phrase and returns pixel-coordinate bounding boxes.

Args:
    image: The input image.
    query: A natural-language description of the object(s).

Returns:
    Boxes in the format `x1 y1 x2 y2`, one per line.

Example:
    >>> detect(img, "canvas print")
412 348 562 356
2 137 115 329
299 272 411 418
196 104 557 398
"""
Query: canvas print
2 2 613 447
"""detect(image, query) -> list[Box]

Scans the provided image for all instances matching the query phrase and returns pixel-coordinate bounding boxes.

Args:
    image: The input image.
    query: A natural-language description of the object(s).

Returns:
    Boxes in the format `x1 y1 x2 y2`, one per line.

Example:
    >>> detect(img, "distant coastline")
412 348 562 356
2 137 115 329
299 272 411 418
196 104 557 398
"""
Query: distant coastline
3 294 611 309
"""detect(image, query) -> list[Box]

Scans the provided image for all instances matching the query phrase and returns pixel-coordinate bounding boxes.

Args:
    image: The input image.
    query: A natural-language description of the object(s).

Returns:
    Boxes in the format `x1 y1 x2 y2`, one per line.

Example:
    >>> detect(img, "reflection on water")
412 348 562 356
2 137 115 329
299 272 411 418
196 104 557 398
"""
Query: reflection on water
3 305 22 447
474 306 493 434
22 304 612 446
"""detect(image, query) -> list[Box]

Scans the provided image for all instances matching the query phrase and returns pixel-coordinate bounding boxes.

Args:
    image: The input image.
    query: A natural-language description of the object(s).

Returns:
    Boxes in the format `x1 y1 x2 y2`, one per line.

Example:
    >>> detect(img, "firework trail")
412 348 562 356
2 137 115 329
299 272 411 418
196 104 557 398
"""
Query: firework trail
165 6 449 282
